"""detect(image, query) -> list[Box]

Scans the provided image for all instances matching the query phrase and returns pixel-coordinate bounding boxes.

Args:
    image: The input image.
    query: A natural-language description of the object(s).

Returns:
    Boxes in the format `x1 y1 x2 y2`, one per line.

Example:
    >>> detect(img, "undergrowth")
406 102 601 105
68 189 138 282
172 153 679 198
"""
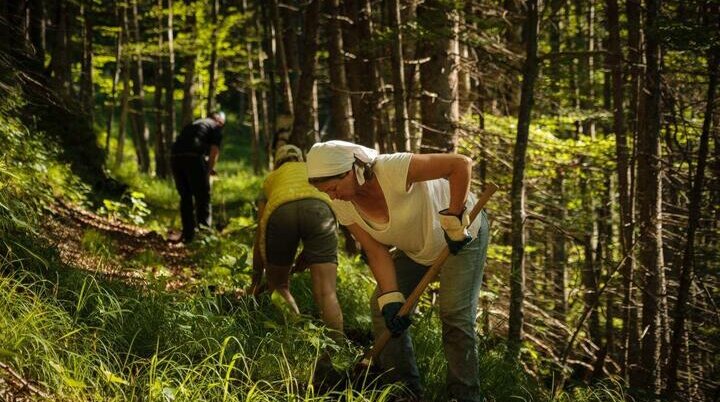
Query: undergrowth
0 82 629 401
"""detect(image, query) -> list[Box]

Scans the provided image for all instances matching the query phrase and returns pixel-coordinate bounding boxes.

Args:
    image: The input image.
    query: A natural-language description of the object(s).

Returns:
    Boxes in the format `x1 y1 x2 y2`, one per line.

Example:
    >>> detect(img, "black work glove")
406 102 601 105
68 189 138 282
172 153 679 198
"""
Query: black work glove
439 207 473 255
378 291 412 337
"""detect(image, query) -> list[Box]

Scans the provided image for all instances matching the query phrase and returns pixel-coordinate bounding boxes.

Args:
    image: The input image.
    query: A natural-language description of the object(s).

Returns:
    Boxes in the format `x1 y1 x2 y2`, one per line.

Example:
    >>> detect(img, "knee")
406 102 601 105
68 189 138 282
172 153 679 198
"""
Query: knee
439 305 476 332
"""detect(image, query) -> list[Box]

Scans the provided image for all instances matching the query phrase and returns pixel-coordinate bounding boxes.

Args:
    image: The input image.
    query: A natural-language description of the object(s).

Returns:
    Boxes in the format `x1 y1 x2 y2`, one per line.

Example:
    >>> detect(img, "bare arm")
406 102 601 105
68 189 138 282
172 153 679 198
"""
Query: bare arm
406 153 472 216
346 223 398 294
208 145 220 174
249 200 267 295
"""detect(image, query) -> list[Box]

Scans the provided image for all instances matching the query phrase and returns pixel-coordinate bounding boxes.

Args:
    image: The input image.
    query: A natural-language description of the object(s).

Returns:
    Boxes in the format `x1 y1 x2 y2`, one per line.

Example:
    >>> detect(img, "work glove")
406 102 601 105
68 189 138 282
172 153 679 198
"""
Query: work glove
439 207 473 255
378 291 412 337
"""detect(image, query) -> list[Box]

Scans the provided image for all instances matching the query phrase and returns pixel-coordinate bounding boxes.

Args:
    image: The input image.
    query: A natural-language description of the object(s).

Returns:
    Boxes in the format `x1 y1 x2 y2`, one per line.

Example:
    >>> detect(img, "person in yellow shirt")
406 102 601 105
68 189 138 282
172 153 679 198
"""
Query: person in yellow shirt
249 144 343 339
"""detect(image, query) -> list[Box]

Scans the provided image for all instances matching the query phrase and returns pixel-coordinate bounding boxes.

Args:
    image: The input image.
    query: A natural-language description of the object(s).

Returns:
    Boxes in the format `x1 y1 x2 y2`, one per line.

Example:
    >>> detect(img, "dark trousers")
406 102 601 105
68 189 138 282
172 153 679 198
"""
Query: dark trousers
171 155 211 241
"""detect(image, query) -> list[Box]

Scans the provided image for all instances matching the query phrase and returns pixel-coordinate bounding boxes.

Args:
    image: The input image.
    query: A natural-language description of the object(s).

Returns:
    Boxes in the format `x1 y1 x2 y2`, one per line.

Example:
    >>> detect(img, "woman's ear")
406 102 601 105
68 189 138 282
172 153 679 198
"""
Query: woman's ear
353 164 366 186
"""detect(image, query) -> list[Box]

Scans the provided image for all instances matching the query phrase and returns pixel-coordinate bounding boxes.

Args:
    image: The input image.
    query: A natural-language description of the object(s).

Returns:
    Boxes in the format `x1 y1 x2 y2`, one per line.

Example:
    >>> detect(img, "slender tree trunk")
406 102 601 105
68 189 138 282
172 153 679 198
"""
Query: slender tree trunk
242 0 261 172
28 0 45 73
625 0 643 386
606 0 637 379
130 0 150 173
282 3 300 98
388 0 409 151
343 0 376 148
258 1 273 169
507 0 539 358
49 0 71 95
326 0 353 141
665 40 719 399
106 1 123 160
403 1 419 151
80 0 93 121
116 5 130 169
552 172 568 318
181 0 197 127
270 0 294 118
206 0 219 115
154 0 167 178
418 0 459 153
289 0 321 150
164 0 176 174
637 0 665 396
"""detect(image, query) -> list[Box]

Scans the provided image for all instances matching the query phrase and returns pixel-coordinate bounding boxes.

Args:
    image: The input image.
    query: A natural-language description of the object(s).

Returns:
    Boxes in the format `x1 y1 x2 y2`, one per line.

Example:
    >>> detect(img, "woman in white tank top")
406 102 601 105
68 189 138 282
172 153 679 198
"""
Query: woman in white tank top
307 140 490 402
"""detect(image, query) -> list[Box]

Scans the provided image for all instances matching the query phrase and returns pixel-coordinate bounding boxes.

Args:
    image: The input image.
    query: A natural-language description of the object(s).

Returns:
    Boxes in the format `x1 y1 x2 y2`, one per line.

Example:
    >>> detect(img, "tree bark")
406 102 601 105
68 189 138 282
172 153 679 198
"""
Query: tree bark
206 0 219 115
49 0 71 96
637 0 665 395
507 0 539 358
343 0 377 148
154 0 167 178
289 0 321 150
388 0 410 151
605 0 638 379
181 0 197 127
80 0 94 120
129 0 150 173
624 0 643 386
164 0 176 174
665 38 719 400
326 0 353 141
270 0 294 118
243 0 261 173
418 0 459 153
115 4 131 169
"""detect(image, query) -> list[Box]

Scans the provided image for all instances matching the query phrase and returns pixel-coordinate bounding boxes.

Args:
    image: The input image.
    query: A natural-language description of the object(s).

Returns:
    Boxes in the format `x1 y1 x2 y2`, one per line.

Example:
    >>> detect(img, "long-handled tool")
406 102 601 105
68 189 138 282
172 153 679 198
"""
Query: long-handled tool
356 183 498 370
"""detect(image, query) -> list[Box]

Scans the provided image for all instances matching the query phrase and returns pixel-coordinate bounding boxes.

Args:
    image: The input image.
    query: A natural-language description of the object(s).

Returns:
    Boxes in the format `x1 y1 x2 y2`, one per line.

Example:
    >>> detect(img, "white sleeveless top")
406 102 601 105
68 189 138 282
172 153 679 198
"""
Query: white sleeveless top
331 153 480 265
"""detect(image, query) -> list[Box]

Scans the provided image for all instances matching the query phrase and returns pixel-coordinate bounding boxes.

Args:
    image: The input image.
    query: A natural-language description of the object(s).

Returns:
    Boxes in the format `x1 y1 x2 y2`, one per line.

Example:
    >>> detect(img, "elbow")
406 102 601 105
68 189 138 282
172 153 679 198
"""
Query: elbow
457 154 473 173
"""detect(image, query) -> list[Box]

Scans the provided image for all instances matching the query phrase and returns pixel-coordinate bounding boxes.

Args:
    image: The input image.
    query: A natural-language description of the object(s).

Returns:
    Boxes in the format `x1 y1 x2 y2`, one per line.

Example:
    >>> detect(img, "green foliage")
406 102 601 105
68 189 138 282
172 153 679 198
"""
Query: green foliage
96 191 152 226
81 229 116 259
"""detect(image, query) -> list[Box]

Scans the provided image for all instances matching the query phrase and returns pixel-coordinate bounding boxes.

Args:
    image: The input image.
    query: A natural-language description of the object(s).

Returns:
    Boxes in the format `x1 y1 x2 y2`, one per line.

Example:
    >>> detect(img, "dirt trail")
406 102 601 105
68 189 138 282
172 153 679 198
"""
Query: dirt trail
41 200 195 289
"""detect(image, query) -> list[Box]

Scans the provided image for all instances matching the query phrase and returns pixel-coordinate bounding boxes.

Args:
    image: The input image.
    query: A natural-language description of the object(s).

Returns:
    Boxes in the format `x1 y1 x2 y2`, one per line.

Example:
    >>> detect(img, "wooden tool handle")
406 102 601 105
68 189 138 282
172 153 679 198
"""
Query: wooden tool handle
358 183 498 367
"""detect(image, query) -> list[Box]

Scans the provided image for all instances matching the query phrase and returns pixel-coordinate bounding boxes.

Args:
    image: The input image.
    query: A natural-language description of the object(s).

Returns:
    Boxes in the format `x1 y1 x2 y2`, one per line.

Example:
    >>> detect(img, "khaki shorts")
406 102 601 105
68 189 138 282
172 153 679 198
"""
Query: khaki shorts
265 199 338 266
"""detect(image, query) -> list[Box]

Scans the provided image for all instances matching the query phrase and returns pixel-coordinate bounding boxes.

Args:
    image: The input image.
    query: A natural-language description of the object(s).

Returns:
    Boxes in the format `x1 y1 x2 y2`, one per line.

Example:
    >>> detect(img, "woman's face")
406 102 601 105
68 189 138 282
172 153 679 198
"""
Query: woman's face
312 171 355 201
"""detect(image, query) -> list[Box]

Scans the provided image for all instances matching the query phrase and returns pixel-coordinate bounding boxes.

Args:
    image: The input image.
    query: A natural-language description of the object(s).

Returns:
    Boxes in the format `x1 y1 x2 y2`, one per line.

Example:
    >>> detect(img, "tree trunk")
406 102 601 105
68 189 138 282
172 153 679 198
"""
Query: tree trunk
507 0 539 358
181 0 197 127
388 0 409 151
624 0 643 386
115 6 130 169
606 0 638 379
418 0 459 153
289 0 321 150
49 0 71 96
326 0 353 141
343 0 377 148
206 0 219 115
106 1 123 157
80 0 93 120
665 39 719 399
164 0 176 174
28 0 45 74
552 172 568 318
270 0 294 118
242 0 261 172
637 0 665 396
129 0 150 173
154 0 167 178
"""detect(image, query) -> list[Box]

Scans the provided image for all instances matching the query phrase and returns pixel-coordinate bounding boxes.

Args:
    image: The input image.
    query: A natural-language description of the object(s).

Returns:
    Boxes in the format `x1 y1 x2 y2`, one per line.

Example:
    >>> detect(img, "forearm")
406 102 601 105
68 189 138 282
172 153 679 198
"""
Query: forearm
446 157 472 215
407 153 472 215
208 145 220 171
347 224 398 293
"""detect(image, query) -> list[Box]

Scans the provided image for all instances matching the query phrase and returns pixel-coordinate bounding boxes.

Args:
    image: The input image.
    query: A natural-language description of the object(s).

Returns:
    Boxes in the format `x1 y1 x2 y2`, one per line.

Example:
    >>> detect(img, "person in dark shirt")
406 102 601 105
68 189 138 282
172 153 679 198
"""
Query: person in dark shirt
171 111 226 243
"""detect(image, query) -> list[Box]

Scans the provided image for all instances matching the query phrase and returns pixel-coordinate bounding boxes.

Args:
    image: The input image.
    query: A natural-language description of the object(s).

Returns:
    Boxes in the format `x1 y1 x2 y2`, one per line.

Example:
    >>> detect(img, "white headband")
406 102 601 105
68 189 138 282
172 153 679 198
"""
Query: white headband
306 141 378 182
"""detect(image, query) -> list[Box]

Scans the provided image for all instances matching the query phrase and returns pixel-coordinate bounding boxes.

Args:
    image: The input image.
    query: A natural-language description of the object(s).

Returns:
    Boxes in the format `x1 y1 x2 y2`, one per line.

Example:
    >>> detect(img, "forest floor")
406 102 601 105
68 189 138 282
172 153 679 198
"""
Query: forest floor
40 200 195 290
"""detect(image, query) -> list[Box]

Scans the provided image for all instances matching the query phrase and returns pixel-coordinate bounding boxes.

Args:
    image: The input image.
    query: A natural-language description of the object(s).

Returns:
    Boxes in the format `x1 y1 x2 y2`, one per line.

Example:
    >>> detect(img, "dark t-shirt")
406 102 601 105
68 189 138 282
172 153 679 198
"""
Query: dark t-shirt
171 118 223 156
